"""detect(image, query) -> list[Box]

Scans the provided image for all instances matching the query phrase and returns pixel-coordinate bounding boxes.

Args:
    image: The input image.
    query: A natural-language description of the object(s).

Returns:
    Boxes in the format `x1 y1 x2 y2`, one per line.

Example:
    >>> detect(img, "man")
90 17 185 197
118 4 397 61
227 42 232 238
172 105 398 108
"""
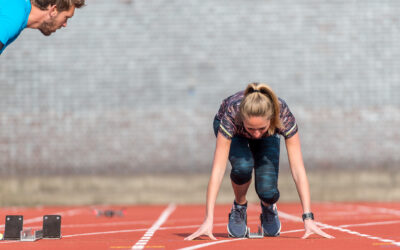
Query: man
0 0 85 55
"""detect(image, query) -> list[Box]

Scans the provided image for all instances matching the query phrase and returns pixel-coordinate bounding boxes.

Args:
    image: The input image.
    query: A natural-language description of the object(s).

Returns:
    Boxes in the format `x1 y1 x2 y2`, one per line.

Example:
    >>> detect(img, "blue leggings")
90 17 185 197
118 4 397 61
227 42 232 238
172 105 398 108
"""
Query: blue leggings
213 118 280 204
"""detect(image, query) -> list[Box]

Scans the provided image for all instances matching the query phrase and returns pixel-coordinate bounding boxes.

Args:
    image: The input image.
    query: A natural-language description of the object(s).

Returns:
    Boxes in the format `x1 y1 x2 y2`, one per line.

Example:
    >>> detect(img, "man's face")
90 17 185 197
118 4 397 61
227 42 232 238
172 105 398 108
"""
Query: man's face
39 6 76 36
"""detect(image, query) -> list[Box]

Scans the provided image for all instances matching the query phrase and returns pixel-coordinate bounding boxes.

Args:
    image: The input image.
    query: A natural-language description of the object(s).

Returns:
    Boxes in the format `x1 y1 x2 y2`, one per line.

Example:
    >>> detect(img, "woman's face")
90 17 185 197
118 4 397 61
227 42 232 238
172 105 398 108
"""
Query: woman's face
243 116 270 139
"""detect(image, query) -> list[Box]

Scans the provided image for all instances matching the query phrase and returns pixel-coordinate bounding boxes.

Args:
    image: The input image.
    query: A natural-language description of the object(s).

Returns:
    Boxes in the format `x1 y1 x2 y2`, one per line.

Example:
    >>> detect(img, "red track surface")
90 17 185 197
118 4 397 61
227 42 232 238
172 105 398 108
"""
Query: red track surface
1 202 400 249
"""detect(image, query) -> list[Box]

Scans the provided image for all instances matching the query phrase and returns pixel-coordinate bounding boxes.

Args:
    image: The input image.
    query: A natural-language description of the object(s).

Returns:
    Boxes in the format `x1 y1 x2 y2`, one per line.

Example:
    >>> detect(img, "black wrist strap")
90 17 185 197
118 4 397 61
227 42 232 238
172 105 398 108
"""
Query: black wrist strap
302 212 314 221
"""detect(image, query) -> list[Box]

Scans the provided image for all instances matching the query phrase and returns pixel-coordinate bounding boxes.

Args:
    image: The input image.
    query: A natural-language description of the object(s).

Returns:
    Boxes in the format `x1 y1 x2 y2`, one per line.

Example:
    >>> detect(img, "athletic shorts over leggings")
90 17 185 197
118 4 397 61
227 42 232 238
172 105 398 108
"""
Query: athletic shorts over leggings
213 118 280 204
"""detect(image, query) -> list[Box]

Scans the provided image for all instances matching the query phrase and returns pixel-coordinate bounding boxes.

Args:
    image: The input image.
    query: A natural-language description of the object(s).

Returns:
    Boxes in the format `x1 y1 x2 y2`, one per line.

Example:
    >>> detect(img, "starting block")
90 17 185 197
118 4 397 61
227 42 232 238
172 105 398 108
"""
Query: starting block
228 226 264 239
1 215 61 241
3 215 23 240
247 226 264 239
43 215 62 239
20 228 43 242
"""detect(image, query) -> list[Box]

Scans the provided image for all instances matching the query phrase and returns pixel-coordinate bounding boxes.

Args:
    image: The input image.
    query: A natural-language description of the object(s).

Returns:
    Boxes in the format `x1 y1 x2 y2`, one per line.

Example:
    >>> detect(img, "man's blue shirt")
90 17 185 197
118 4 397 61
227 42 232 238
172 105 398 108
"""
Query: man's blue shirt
0 0 31 54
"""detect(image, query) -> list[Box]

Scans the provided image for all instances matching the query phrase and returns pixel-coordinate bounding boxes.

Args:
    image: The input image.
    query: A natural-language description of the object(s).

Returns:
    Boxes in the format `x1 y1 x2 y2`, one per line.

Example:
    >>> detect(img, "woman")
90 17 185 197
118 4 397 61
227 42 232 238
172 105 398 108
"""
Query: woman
185 83 334 240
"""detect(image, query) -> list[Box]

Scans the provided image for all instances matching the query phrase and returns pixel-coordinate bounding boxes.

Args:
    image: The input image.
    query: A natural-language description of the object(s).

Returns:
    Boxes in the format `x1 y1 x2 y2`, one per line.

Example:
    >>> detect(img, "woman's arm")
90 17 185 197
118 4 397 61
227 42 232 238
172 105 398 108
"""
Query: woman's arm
205 132 231 221
285 132 311 213
285 132 334 239
184 132 231 240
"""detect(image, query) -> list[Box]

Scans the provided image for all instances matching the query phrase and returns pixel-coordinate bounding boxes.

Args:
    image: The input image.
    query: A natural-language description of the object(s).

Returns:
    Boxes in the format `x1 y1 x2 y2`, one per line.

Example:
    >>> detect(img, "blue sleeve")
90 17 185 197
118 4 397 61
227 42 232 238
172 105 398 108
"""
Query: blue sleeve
0 0 29 53
0 15 17 45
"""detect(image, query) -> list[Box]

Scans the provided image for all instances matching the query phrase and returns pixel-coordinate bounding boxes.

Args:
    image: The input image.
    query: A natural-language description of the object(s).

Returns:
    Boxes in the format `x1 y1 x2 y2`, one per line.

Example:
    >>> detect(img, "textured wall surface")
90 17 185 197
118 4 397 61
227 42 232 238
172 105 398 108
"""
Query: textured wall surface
0 0 399 175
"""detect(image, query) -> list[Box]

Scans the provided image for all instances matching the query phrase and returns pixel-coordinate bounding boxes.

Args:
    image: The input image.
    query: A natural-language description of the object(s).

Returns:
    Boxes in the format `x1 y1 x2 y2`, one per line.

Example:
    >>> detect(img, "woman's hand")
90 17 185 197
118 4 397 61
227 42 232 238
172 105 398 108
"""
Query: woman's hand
185 133 231 241
184 218 217 241
302 219 335 239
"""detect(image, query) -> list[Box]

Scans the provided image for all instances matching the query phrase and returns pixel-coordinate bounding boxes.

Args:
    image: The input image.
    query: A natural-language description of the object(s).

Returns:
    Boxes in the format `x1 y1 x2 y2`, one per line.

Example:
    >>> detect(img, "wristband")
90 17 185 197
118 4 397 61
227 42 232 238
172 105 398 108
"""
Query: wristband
302 212 314 221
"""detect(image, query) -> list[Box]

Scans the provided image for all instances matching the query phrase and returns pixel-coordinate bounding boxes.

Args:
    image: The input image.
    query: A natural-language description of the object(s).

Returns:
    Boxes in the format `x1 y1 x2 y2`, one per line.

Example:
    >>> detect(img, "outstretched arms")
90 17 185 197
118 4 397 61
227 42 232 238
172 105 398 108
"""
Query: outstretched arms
184 132 231 240
285 132 334 239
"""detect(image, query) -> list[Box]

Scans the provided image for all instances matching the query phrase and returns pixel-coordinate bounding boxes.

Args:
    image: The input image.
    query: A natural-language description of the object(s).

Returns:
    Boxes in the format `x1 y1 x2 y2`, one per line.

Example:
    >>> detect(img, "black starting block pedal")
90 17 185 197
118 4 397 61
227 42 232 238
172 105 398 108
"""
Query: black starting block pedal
4 215 23 240
42 215 62 239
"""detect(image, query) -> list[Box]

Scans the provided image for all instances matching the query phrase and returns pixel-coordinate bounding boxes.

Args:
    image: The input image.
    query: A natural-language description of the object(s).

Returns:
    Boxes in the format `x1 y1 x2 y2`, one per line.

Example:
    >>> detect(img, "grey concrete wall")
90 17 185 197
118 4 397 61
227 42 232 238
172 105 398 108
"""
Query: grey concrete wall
0 0 399 175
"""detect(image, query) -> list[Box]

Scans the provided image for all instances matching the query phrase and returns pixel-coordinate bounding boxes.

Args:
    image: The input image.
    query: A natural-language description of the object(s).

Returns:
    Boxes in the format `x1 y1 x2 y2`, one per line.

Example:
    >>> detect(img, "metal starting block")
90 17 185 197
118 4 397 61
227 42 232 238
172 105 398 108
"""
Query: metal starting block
20 228 43 242
1 215 61 241
43 215 62 239
248 226 264 239
3 215 23 240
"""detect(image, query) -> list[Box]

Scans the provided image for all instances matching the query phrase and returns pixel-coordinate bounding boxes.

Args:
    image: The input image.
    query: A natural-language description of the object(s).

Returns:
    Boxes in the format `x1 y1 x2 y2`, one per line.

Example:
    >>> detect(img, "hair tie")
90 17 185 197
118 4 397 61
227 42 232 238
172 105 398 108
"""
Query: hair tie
253 89 260 93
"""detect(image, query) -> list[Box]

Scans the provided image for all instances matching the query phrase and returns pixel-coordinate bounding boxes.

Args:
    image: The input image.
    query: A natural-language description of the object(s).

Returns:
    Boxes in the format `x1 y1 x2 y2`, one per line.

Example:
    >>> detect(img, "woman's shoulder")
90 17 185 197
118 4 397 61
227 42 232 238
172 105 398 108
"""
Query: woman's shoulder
278 97 292 113
278 97 288 106
223 90 245 105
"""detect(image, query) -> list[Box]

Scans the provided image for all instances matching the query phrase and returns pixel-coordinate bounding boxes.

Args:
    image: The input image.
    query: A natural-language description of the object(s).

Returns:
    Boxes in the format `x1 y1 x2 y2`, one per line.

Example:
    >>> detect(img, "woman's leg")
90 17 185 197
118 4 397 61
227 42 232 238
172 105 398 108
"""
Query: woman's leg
229 136 254 204
231 179 251 205
213 118 254 237
213 117 254 203
250 134 281 236
251 134 280 205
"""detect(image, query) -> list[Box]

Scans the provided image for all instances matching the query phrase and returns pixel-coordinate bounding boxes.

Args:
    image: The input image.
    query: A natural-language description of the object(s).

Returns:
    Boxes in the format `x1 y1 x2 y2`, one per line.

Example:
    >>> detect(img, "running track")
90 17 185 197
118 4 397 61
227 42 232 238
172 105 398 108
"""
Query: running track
1 202 399 249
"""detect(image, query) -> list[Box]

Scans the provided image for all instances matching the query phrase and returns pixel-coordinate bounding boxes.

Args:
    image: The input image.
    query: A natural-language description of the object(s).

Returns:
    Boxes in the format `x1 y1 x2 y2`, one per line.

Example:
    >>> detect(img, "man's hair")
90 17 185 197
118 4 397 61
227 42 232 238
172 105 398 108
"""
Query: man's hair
32 0 85 12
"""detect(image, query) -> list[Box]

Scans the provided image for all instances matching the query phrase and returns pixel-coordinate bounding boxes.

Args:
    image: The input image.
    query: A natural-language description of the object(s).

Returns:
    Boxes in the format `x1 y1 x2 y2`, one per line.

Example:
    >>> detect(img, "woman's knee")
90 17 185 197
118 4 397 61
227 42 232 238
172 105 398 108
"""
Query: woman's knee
257 189 280 204
230 158 253 185
255 170 280 204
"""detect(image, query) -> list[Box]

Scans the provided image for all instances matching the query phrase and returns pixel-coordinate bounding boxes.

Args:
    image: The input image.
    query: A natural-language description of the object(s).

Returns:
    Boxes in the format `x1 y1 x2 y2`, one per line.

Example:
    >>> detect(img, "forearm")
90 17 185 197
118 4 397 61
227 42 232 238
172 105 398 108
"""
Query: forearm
285 133 312 214
205 164 227 220
204 133 230 221
290 165 311 213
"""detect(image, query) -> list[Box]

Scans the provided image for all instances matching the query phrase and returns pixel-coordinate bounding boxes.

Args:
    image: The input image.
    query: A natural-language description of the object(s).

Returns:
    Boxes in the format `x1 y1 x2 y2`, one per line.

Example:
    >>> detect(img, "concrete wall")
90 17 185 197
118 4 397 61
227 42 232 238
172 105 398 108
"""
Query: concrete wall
0 0 399 174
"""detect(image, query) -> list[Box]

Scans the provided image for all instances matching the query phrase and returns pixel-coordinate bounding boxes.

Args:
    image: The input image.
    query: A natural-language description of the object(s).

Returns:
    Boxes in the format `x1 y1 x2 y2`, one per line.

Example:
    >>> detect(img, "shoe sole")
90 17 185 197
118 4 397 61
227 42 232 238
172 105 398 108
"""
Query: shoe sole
227 225 249 238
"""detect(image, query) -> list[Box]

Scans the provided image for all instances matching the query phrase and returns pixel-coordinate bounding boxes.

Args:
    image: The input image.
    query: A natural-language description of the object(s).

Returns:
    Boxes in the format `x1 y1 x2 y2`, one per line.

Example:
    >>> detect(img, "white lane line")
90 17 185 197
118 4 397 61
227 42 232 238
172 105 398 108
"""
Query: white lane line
280 228 305 234
63 228 147 238
278 211 400 247
131 203 176 250
355 205 400 217
53 223 229 239
340 220 400 228
62 220 156 228
61 216 229 229
178 238 245 250
177 228 325 250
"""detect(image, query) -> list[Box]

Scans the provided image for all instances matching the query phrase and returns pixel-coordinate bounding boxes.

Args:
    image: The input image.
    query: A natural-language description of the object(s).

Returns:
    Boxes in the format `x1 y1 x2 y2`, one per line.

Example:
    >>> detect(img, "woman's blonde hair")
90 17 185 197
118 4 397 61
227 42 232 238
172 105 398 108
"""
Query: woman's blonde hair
238 83 282 136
